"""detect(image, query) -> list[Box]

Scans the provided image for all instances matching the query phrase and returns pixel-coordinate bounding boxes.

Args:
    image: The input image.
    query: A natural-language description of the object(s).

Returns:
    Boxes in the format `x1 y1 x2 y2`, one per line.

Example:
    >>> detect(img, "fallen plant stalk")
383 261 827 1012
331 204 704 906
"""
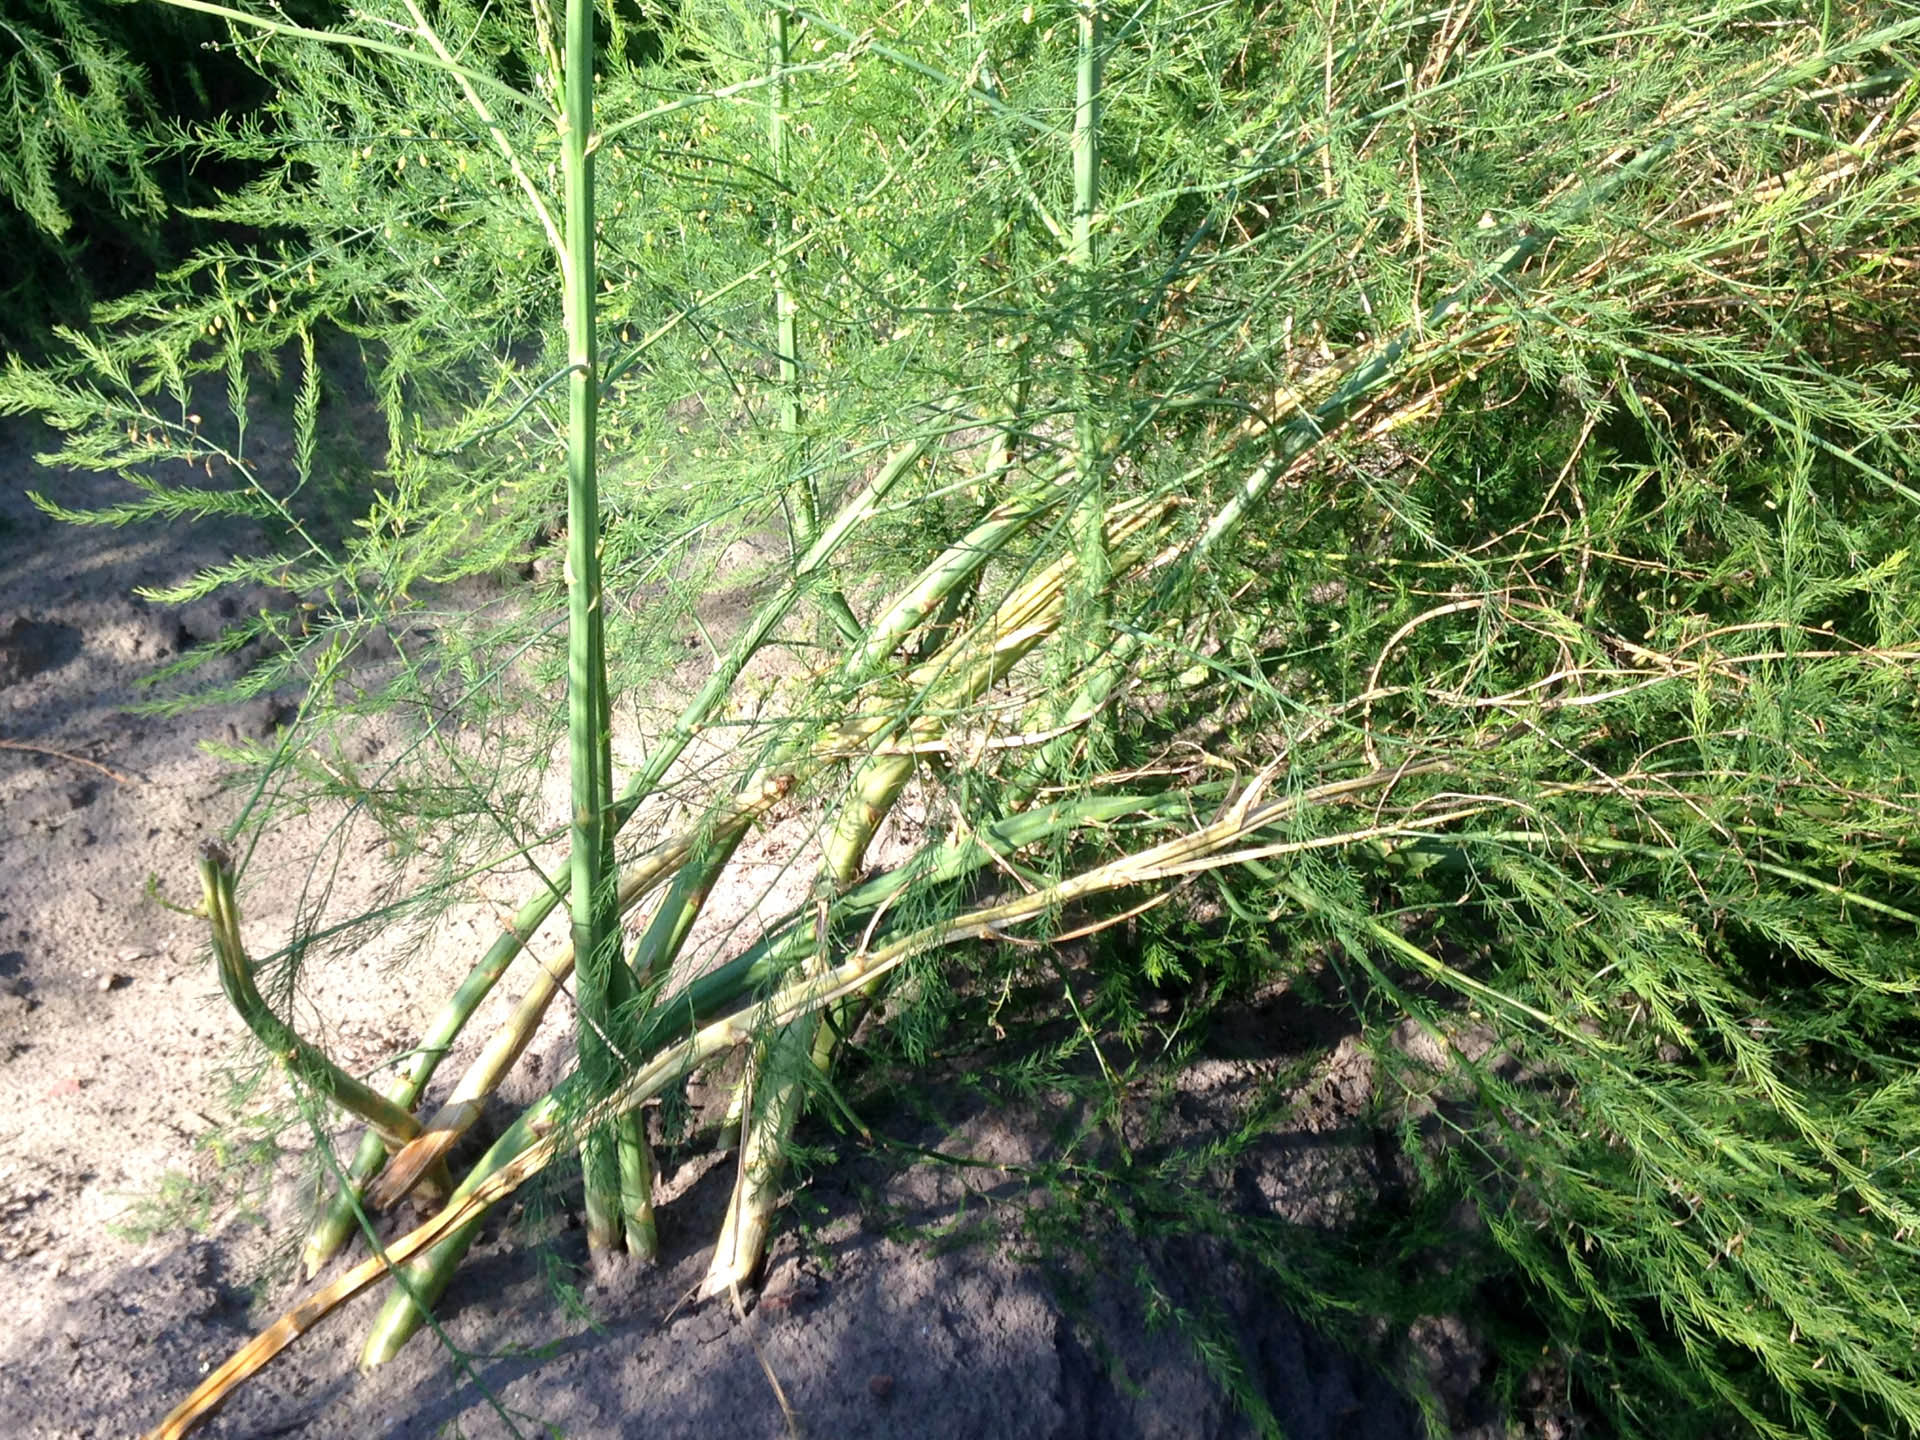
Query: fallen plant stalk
0 737 136 783
154 760 1458 1439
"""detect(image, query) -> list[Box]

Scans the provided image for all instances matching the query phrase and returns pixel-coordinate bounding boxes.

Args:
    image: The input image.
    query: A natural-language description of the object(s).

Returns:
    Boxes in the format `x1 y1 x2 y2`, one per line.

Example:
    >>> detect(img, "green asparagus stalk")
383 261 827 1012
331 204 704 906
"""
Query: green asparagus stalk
198 844 424 1155
303 399 928 1272
698 491 1174 1295
300 908 543 1274
362 781 1204 1361
1068 0 1108 652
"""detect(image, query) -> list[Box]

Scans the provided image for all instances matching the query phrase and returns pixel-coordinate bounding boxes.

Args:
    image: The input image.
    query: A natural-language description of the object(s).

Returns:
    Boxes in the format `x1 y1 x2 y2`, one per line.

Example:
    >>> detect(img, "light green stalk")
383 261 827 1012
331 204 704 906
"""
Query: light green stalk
699 491 1171 1296
770 5 802 448
628 816 755 986
701 753 908 1296
701 1023 810 1295
623 812 758 1157
620 433 925 805
1068 0 1108 651
768 2 862 643
358 782 1210 1361
554 0 649 1263
300 927 529 1272
843 458 1071 675
700 462 1079 1179
197 844 423 1155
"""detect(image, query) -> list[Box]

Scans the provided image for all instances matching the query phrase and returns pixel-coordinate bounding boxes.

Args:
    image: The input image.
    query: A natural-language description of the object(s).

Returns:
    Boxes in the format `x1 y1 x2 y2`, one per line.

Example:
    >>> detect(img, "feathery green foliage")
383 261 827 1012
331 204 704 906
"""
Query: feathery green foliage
0 0 162 236
12 1 1920 1436
0 0 263 345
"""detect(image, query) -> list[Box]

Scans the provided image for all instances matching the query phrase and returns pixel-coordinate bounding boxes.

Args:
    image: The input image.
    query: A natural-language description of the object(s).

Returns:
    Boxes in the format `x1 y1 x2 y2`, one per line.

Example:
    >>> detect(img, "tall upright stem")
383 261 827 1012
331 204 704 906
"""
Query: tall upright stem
768 5 863 642
770 5 803 451
561 0 653 1263
769 3 815 547
1069 0 1108 651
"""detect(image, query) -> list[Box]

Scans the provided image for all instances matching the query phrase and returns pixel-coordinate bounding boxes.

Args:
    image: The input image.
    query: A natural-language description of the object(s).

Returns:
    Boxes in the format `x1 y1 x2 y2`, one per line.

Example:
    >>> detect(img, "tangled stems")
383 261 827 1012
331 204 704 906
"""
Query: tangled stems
22 1 1917 1435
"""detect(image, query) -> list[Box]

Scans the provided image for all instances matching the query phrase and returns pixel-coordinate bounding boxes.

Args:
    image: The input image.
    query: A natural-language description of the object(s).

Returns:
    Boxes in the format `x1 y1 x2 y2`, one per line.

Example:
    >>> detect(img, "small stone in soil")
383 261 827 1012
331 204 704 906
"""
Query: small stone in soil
869 1374 894 1399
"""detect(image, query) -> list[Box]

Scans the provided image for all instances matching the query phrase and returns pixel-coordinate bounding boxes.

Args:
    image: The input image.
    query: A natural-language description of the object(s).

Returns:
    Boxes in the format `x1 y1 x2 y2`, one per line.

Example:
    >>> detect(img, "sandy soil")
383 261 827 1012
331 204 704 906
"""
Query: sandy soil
0 410 1527 1440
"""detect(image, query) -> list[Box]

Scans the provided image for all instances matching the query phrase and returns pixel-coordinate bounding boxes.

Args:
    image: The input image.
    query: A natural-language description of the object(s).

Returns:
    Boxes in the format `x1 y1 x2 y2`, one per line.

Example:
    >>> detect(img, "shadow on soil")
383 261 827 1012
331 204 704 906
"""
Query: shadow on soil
2 980 1527 1440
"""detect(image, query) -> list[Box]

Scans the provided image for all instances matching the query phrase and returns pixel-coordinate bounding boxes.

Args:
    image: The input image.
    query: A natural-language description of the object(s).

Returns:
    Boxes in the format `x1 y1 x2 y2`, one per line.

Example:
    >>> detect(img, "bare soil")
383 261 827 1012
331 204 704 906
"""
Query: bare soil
0 413 1526 1440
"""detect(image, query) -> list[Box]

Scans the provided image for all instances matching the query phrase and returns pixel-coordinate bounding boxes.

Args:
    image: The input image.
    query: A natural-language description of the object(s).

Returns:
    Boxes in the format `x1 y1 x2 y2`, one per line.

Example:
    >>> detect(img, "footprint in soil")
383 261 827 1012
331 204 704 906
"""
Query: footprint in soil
0 617 83 685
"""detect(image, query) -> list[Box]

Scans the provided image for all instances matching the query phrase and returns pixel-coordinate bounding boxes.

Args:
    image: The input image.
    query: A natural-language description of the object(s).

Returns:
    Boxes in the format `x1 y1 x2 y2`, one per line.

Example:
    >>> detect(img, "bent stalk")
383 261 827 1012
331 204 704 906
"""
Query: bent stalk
198 844 425 1156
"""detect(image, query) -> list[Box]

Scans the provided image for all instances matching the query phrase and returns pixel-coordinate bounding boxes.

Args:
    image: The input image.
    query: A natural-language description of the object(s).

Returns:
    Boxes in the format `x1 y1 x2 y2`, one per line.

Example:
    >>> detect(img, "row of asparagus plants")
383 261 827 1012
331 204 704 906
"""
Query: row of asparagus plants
8 1 1920 1436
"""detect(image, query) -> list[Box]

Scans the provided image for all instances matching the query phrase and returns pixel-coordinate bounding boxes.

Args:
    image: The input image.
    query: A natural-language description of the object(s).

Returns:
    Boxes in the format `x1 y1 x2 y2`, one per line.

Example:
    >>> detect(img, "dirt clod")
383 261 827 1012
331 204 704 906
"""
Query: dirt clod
0 615 83 685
